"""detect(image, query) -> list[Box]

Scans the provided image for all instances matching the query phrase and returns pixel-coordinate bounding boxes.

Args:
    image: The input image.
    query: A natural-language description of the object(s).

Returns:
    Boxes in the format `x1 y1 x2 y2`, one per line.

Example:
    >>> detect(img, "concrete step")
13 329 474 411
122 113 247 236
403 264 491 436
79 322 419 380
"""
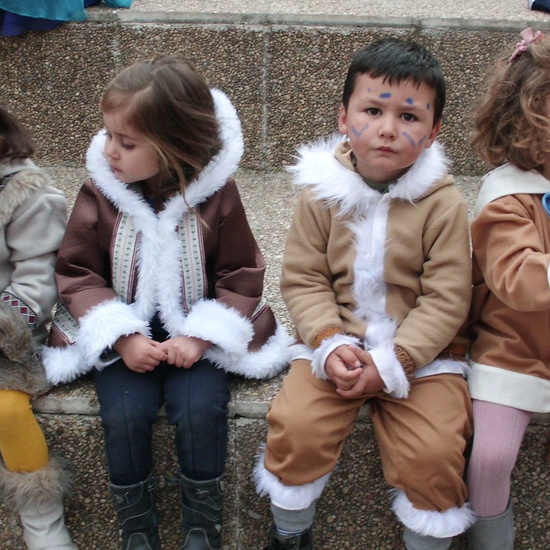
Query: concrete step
2 0 550 175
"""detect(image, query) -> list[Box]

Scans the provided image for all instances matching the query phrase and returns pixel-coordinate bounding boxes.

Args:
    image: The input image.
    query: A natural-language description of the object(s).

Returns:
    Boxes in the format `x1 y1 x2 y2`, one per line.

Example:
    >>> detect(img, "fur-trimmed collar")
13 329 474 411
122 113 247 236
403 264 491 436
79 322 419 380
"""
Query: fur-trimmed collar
474 162 550 217
287 134 450 218
0 159 54 226
86 88 244 216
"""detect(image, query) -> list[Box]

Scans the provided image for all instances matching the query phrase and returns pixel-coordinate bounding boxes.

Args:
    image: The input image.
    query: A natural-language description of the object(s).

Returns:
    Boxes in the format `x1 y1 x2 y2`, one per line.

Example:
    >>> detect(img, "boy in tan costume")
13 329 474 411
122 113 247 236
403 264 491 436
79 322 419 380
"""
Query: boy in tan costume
255 38 475 550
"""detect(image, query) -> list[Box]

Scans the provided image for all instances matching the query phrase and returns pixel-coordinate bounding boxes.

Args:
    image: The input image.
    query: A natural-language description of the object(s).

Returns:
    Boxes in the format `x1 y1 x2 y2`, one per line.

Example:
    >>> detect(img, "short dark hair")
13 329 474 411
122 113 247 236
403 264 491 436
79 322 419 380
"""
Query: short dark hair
342 38 446 125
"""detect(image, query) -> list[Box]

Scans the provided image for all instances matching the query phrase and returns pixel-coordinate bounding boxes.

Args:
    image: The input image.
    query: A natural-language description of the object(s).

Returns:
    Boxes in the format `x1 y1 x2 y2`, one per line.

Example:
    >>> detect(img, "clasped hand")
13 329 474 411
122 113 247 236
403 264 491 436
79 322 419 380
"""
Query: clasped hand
325 344 384 398
113 333 212 373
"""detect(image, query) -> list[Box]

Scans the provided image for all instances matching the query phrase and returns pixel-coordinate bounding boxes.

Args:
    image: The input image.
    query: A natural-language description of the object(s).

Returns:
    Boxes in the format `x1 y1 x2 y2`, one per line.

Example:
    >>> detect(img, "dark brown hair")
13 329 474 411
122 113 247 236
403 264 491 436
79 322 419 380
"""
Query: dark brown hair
472 33 550 170
342 38 446 126
101 55 222 199
0 106 35 161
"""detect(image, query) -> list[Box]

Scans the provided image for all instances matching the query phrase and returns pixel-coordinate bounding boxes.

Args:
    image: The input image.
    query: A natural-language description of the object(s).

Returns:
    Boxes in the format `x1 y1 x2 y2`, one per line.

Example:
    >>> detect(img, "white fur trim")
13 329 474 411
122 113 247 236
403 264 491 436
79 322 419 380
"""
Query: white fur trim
42 345 89 385
288 136 449 218
205 322 292 379
43 300 150 384
254 448 330 510
369 343 410 398
180 300 292 378
311 333 362 380
77 299 150 365
180 299 253 355
391 489 476 538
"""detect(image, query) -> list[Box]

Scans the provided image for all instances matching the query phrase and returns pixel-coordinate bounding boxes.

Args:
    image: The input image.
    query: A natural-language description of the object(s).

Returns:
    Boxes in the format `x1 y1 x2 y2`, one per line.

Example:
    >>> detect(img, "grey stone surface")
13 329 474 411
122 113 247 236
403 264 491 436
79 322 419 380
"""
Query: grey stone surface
2 0 550 174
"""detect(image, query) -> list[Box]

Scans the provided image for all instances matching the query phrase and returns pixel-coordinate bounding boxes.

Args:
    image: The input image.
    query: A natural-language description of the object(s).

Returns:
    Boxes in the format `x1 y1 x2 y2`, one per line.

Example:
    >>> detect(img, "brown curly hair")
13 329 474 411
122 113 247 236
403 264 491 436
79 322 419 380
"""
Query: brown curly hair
472 32 550 171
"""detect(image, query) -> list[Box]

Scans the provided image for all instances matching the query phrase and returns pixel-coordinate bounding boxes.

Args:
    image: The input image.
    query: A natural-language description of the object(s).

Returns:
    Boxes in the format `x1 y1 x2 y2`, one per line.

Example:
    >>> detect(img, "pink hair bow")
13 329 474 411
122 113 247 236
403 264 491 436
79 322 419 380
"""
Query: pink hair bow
509 27 543 64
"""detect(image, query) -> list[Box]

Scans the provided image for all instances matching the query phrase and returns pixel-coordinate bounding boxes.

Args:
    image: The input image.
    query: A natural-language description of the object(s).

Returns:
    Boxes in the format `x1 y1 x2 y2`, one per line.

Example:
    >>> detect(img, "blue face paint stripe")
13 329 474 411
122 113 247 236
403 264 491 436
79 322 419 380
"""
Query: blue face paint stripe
402 132 427 147
380 92 392 98
406 98 414 105
401 131 416 147
351 123 369 137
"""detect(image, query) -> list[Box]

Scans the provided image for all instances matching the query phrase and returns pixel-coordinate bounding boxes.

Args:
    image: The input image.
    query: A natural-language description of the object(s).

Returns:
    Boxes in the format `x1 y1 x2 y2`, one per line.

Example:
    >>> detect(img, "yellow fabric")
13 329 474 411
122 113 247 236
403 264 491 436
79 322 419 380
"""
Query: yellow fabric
0 390 49 472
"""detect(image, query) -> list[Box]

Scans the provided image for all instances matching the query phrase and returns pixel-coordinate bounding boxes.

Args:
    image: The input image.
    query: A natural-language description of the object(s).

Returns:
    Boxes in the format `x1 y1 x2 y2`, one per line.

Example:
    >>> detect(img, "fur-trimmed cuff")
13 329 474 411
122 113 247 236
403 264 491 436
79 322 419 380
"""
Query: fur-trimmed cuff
44 299 150 384
311 333 362 379
369 343 410 398
254 447 330 510
179 299 254 355
0 455 72 511
204 321 293 379
391 489 476 538
77 299 150 365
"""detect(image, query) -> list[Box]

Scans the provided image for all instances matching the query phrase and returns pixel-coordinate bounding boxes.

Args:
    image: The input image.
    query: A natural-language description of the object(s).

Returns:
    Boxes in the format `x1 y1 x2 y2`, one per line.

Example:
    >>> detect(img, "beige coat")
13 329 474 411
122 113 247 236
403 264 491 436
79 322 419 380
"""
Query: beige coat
0 159 66 343
469 162 550 412
281 137 471 398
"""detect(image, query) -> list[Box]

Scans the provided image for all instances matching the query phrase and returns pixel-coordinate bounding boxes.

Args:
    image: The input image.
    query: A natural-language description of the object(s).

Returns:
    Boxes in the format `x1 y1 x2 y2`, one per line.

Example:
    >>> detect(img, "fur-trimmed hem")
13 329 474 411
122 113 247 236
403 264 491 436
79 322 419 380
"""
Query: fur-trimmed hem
254 447 330 510
390 489 476 538
0 455 72 511
42 344 90 385
0 302 50 396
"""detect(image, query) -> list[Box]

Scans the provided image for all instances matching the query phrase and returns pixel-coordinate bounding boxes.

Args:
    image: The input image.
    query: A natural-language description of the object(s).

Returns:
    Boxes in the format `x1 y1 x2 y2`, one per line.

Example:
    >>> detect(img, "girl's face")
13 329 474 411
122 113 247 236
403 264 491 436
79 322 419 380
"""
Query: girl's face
103 107 160 186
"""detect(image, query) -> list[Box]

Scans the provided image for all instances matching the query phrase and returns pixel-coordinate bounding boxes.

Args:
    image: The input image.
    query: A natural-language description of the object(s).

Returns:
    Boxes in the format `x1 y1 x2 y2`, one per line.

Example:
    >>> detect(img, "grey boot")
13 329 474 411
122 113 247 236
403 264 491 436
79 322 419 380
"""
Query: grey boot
403 527 453 550
180 473 223 549
467 502 514 550
263 525 316 550
0 455 77 550
110 475 160 550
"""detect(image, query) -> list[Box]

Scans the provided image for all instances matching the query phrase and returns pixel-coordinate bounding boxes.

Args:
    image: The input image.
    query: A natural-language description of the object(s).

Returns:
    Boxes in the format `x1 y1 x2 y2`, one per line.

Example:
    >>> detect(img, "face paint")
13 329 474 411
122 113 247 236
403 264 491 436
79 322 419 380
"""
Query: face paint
402 132 428 148
351 123 370 137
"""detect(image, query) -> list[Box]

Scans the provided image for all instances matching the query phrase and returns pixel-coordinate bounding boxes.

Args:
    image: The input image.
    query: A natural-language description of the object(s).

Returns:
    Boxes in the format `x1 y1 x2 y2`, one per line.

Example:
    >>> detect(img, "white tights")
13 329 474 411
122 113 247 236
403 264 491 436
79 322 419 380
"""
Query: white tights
467 399 532 518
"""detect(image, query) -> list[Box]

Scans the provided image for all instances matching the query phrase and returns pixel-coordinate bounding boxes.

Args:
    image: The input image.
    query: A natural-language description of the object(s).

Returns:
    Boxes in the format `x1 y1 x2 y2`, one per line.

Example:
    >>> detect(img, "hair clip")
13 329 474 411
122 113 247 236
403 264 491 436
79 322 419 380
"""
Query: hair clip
509 27 543 64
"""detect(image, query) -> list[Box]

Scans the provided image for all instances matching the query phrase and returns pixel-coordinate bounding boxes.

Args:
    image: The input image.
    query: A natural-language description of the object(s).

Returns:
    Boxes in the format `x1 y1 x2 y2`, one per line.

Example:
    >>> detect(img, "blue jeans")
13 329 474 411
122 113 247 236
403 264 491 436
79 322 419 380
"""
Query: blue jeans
94 357 230 486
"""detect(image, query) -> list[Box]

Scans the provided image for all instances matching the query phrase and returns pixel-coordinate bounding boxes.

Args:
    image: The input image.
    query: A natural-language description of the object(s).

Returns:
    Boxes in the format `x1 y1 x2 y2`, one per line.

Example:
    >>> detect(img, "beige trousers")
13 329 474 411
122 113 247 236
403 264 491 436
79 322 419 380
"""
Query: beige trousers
264 360 472 512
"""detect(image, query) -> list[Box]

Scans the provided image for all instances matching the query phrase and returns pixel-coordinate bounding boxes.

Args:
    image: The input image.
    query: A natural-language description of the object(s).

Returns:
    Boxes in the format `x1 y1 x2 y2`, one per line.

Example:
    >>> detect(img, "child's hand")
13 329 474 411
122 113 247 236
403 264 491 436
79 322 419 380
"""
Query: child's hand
157 336 212 368
337 348 385 399
114 333 167 373
325 345 364 390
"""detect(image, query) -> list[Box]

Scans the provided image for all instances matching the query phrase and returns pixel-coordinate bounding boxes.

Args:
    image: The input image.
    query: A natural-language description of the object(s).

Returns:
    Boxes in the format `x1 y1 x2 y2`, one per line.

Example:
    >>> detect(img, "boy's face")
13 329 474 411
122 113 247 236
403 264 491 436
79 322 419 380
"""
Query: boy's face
339 73 441 183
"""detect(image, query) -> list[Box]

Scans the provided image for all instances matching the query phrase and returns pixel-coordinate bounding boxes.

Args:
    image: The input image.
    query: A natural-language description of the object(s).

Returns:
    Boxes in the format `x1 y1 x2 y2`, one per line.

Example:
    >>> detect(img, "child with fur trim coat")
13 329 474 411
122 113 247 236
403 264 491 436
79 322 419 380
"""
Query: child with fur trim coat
43 56 291 550
0 105 76 549
255 38 474 550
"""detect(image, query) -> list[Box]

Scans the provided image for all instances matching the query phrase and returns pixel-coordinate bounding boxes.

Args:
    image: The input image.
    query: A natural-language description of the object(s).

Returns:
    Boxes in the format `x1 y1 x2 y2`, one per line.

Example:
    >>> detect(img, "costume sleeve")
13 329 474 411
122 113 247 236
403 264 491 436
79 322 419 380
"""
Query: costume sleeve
471 195 550 311
393 197 472 369
2 185 66 329
280 187 345 347
208 180 267 317
54 178 121 319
